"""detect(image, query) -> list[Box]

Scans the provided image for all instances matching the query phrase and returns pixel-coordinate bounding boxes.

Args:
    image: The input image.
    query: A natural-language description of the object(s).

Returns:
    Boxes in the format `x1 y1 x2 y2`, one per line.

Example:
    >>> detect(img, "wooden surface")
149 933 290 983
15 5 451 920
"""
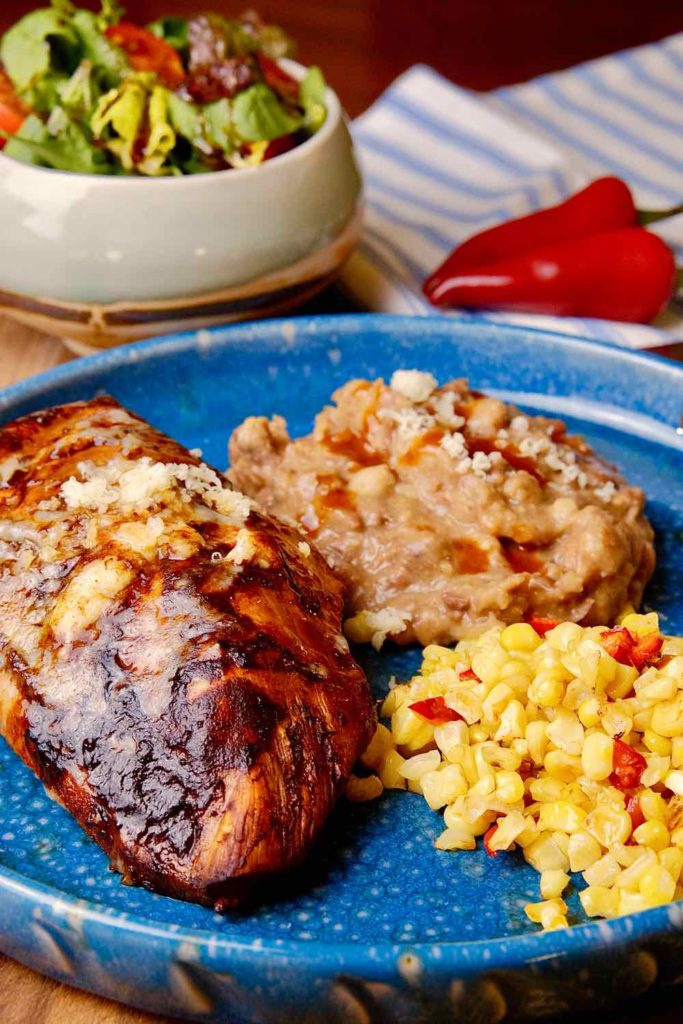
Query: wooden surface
2 0 683 1020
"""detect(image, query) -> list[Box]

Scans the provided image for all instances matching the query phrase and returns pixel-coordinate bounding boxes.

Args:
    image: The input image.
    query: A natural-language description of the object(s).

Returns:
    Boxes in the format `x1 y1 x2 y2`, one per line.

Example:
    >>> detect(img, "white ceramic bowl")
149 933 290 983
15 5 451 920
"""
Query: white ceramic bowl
0 60 362 352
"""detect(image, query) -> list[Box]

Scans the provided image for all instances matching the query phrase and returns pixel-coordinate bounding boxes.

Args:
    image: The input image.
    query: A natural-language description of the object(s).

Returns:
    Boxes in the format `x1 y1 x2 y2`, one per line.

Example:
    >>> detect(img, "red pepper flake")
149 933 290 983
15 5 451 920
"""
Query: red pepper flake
408 696 463 724
626 794 645 841
527 615 559 636
599 627 664 672
459 667 481 682
609 738 647 792
483 824 499 857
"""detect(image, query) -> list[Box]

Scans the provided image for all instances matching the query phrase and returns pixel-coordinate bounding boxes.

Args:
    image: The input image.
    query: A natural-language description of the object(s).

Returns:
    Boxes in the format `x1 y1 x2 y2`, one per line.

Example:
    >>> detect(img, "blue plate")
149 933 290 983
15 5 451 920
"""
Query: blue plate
1 315 682 1023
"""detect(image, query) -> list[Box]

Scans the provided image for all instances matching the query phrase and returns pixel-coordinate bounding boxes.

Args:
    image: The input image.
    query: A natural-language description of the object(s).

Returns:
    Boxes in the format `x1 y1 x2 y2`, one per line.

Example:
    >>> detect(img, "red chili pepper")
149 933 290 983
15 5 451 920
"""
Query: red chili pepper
423 227 675 324
527 615 559 637
483 824 499 857
408 696 463 723
424 177 637 283
106 23 185 89
609 738 647 792
459 668 480 682
626 794 645 836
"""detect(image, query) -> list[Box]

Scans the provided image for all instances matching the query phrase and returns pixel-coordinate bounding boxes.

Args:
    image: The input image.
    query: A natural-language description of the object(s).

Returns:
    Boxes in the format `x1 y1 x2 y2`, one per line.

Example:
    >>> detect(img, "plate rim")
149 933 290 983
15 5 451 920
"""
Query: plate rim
1 312 682 980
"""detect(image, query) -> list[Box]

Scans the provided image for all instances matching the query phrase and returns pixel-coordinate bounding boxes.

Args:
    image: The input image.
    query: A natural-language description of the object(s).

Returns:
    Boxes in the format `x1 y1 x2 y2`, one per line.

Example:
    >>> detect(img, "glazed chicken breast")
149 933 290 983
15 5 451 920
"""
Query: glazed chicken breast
0 397 374 909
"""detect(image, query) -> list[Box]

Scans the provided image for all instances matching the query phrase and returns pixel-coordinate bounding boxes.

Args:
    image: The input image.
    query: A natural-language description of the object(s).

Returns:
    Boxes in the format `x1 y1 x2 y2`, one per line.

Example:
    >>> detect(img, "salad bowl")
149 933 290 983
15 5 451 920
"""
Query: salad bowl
0 60 362 354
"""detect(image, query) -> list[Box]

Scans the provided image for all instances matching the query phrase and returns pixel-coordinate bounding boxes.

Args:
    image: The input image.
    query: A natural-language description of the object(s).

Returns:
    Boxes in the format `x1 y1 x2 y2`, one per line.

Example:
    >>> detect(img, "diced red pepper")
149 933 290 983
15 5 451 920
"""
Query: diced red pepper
600 626 664 673
600 627 636 666
518 757 534 781
630 632 664 672
483 824 499 857
609 738 647 792
459 667 480 682
106 23 185 89
528 615 559 637
408 696 463 724
626 794 645 839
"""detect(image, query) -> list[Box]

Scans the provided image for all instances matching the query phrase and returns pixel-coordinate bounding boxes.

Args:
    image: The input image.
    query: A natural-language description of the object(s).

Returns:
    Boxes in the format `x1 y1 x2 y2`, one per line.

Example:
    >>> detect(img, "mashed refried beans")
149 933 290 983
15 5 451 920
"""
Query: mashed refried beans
228 371 655 646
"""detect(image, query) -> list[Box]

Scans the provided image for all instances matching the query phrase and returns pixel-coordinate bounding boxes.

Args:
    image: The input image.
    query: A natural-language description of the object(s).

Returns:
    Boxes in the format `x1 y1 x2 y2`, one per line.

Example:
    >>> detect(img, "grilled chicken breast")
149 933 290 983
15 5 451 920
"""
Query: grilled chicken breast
0 397 374 909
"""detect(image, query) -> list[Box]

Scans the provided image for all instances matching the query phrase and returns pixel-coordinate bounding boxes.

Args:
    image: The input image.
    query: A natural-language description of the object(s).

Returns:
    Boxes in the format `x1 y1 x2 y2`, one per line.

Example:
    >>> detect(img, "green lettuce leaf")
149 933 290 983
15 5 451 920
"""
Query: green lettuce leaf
71 10 127 85
4 111 112 173
300 66 327 134
147 17 189 55
137 86 176 176
166 91 201 142
0 8 80 93
203 98 232 151
92 75 177 176
232 83 301 142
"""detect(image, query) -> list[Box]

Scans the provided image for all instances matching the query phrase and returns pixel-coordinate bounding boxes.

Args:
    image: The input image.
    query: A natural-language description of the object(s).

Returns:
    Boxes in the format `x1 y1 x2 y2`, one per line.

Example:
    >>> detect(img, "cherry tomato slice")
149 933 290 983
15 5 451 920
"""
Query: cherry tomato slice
0 71 28 147
609 737 647 792
106 23 185 89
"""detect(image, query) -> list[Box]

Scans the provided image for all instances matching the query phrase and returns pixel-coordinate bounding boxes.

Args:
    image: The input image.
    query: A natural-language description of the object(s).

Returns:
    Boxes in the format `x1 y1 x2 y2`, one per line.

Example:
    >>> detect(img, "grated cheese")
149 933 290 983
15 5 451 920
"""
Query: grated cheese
390 369 437 403
298 541 312 557
344 606 412 650
226 528 256 565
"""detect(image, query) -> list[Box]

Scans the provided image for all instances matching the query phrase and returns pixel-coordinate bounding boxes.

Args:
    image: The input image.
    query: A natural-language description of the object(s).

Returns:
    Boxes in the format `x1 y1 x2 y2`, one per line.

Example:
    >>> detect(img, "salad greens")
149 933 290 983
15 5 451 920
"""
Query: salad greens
0 1 328 176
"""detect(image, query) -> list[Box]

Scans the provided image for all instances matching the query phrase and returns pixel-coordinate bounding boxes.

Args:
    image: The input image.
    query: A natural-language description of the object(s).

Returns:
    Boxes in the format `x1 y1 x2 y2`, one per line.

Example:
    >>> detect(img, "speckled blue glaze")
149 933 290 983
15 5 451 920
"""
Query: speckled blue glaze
0 315 682 1023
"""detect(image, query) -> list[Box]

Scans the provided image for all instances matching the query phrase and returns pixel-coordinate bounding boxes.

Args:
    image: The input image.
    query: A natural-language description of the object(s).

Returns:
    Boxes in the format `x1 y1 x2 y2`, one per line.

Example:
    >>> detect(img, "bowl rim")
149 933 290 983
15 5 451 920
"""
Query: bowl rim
0 58 343 187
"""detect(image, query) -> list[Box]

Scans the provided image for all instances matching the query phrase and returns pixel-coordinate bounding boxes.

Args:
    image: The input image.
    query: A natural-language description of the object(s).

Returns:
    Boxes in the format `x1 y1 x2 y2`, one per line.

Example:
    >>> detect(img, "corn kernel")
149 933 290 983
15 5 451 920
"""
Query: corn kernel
633 819 670 852
618 891 648 915
489 811 527 851
639 864 676 906
399 750 441 781
495 770 525 804
639 789 667 821
614 850 657 890
345 774 384 802
581 732 614 781
568 831 602 873
529 777 564 803
360 724 395 770
651 695 683 738
621 612 659 637
672 737 683 768
529 674 564 708
500 622 542 652
546 621 583 651
420 764 468 810
378 749 407 790
578 698 601 728
584 852 620 888
659 846 683 879
524 833 570 873
538 801 587 834
580 885 619 918
546 709 584 756
435 826 476 851
544 749 581 783
665 770 683 796
671 826 683 848
524 898 567 927
540 869 569 899
392 704 432 746
526 720 548 764
585 806 632 847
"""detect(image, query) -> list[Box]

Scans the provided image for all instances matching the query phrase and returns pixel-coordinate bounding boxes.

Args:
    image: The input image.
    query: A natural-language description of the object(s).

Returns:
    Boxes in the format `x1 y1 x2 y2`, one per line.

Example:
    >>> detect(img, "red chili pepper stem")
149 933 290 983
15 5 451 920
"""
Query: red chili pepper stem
638 204 683 226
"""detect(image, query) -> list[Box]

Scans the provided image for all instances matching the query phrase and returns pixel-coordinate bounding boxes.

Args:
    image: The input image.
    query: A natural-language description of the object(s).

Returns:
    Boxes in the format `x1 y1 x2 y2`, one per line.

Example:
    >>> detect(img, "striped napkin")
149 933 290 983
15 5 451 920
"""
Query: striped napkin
342 34 683 349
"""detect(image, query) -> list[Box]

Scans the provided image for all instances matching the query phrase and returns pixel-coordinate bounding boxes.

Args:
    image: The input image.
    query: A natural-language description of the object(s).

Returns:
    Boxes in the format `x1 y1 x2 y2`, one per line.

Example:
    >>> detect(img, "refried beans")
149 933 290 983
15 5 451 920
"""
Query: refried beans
228 370 655 646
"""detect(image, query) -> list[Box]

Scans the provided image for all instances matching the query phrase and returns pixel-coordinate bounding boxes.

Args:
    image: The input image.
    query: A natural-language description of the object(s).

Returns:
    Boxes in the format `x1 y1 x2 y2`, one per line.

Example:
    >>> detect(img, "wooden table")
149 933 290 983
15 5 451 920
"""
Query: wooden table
2 1 683 1021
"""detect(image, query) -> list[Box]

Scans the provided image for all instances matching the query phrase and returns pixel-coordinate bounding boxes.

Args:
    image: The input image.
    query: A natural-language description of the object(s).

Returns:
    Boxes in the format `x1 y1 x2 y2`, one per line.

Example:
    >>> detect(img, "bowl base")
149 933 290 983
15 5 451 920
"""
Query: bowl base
3 204 363 354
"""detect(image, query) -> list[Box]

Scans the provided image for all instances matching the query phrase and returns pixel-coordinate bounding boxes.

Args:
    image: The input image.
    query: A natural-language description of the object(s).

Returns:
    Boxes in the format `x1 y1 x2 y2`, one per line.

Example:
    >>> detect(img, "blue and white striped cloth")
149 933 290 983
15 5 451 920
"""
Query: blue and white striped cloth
343 34 683 349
